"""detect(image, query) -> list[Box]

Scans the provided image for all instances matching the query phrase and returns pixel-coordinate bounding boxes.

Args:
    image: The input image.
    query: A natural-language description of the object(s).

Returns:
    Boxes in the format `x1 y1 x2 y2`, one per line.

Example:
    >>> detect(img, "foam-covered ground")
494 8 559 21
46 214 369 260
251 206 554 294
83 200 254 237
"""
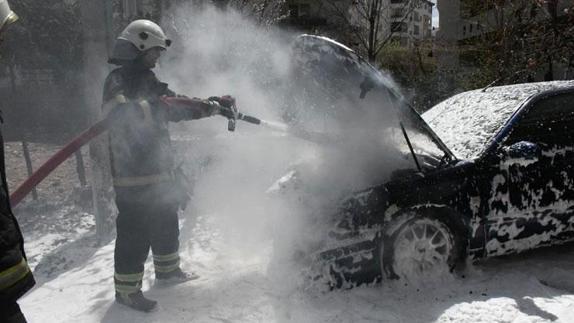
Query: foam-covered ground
17 208 574 323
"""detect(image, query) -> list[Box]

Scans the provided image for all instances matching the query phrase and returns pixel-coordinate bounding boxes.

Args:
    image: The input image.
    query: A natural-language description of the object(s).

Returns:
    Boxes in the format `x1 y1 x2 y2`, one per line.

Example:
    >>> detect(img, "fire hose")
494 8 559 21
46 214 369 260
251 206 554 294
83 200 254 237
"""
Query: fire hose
9 104 329 207
9 119 110 207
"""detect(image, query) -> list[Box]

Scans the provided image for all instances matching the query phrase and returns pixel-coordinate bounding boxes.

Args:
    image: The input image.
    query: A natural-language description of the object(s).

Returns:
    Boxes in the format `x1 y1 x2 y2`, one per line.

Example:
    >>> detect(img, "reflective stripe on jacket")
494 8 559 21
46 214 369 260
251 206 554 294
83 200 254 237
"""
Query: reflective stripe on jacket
0 258 31 291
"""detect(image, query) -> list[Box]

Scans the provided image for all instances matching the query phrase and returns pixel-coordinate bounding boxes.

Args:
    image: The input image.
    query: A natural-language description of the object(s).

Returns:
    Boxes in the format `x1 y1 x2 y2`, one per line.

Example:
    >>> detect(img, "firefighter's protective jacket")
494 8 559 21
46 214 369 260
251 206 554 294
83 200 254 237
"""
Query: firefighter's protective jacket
0 126 35 302
102 64 216 189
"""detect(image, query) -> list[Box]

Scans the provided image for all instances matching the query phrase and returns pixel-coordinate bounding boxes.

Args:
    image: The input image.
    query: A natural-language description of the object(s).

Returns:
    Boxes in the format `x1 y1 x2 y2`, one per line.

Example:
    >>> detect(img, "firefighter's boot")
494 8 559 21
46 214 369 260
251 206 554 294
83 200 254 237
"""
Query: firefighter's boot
115 291 157 312
155 268 199 286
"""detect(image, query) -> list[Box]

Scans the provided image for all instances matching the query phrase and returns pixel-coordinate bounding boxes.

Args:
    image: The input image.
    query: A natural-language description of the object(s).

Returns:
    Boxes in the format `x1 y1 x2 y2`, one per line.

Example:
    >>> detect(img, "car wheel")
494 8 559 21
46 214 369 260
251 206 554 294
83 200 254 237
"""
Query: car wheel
381 215 461 282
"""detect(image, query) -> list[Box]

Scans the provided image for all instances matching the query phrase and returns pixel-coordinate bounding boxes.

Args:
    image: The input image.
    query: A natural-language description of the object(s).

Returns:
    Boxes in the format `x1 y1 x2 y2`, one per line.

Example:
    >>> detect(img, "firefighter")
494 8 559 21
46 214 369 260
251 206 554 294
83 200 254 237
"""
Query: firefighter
0 1 36 322
104 19 235 312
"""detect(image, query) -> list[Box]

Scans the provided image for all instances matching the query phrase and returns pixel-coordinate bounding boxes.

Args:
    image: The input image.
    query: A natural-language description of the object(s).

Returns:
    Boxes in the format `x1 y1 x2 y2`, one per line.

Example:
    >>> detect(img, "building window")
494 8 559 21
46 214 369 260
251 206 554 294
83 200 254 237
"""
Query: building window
289 3 310 18
392 8 405 18
123 0 137 19
289 4 298 18
414 25 420 35
391 22 408 32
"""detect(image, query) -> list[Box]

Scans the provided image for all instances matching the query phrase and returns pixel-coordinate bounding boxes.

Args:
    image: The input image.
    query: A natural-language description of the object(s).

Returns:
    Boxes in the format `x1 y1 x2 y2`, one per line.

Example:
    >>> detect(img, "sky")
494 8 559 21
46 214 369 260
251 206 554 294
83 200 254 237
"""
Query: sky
432 0 439 28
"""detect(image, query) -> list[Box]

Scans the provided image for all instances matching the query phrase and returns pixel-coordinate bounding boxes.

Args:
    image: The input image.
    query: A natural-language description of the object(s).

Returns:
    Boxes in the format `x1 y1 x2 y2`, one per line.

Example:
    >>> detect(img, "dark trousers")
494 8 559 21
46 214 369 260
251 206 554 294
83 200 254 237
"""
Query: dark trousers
0 302 26 323
114 186 180 292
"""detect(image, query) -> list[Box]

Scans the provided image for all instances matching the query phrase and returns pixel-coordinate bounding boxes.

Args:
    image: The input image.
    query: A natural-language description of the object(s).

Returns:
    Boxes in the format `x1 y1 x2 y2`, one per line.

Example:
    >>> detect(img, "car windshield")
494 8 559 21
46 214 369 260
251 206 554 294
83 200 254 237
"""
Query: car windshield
379 98 451 169
422 82 574 160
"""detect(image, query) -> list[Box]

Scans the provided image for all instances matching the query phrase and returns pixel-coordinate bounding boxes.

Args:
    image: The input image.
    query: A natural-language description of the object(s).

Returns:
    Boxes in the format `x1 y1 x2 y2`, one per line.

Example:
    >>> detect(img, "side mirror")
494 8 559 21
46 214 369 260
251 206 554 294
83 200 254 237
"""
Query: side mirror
503 141 540 161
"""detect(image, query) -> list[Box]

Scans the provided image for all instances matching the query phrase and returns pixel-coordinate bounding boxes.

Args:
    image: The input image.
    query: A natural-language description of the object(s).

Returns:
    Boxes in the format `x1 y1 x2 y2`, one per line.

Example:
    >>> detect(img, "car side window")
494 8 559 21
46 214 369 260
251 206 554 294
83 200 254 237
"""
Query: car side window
504 92 574 147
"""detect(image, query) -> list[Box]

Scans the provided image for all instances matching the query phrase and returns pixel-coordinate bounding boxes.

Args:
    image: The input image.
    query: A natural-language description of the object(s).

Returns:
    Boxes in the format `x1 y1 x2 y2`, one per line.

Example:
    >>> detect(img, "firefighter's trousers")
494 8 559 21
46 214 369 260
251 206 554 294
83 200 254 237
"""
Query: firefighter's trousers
113 185 181 295
0 302 26 323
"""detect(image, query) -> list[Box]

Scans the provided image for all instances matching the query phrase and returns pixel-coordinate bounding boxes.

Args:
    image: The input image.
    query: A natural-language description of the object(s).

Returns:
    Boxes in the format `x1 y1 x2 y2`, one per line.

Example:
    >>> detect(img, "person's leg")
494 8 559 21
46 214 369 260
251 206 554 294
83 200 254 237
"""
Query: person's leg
0 302 26 323
149 199 198 283
149 201 181 275
114 195 156 311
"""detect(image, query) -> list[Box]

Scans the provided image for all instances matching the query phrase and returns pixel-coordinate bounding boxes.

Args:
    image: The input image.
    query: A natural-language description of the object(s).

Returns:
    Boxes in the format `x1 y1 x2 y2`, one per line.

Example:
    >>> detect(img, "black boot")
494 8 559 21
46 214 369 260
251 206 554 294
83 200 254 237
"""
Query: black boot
115 291 157 312
155 268 199 286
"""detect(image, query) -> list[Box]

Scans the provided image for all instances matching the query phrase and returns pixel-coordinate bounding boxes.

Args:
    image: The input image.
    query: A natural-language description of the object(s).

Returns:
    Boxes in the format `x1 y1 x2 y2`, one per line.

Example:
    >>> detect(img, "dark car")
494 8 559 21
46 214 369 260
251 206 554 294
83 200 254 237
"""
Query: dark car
313 80 574 288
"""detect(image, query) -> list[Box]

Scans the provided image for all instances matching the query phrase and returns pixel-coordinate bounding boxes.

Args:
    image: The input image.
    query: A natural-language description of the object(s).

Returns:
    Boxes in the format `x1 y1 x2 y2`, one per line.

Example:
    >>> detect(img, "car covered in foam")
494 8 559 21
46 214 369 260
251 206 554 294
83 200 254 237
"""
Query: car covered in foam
315 80 574 288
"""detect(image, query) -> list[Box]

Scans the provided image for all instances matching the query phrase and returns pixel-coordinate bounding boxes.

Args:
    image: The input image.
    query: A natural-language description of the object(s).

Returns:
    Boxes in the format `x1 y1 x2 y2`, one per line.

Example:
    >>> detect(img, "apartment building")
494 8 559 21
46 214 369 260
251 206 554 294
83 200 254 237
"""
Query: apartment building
285 0 433 47
389 0 434 46
118 0 161 20
283 0 353 30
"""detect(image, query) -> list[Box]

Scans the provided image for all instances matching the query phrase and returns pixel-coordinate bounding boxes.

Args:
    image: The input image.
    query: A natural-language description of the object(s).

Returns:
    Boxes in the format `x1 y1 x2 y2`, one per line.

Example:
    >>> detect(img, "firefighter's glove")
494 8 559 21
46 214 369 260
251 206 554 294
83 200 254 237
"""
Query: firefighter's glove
208 95 237 119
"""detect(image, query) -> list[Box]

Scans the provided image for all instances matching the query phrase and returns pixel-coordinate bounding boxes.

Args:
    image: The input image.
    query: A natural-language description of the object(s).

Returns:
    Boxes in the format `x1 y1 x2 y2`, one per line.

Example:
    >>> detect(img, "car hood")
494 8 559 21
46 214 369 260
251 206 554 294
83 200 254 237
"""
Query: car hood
288 34 454 167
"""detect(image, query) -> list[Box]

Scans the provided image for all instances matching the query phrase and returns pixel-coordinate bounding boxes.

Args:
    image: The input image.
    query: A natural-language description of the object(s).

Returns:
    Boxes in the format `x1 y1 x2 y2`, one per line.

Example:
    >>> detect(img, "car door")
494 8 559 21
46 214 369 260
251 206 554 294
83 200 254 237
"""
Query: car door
484 91 574 256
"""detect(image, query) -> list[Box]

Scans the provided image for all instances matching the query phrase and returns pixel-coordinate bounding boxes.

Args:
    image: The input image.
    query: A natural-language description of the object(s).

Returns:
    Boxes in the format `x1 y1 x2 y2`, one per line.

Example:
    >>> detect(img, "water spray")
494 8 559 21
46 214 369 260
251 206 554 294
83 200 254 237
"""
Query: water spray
223 105 335 145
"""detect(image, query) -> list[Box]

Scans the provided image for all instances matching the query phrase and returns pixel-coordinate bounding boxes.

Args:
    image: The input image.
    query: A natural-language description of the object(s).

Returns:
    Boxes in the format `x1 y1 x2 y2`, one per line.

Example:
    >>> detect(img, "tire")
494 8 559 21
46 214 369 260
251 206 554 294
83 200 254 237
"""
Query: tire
381 213 464 282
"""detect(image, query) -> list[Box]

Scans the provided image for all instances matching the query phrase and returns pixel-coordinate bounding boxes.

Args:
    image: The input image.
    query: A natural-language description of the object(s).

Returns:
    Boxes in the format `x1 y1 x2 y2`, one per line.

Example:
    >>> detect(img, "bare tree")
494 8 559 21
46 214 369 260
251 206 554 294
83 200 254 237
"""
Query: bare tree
227 0 288 25
326 0 418 62
458 0 574 87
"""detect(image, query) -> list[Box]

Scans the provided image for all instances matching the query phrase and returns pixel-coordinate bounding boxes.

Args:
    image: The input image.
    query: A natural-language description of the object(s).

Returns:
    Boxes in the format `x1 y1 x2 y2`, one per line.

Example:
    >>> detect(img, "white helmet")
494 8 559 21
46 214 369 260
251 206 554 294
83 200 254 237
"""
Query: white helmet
0 0 18 33
119 19 171 52
109 19 171 65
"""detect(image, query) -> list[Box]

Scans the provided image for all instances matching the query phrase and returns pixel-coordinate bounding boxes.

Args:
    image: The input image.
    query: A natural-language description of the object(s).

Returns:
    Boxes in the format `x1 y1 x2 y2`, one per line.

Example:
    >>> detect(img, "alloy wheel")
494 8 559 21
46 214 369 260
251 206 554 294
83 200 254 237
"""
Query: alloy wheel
391 218 454 280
